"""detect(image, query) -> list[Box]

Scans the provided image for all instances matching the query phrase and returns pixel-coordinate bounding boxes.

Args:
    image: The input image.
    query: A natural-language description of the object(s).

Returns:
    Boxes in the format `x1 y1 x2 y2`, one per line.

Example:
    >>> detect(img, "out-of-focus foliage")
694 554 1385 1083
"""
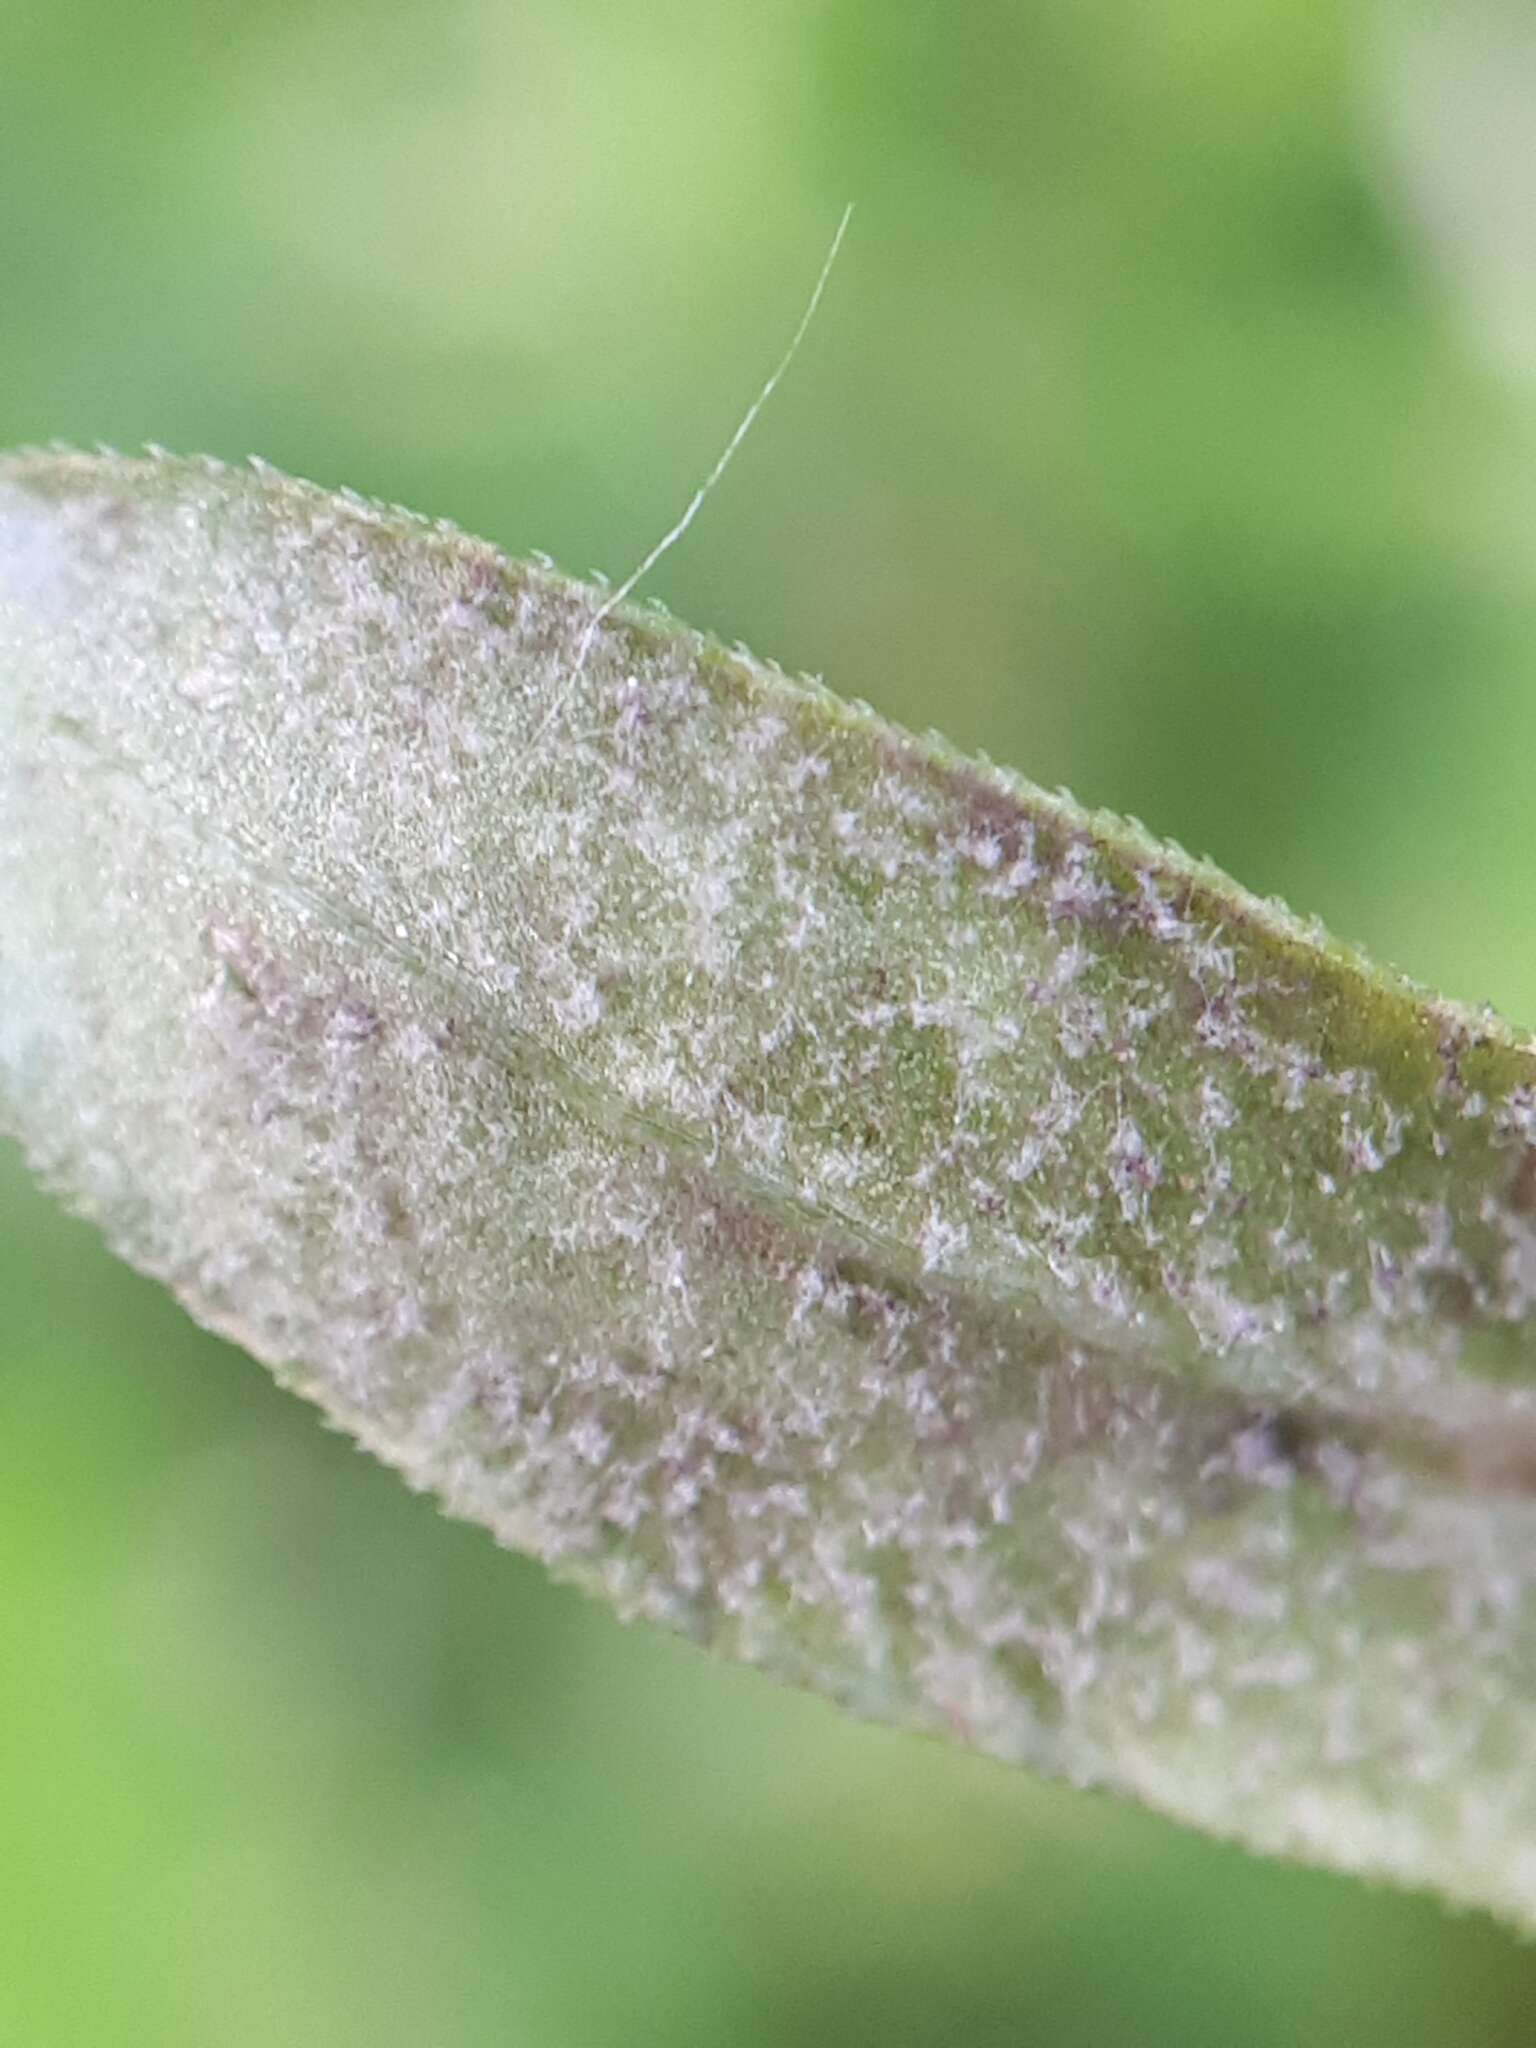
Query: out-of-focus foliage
4 2 1536 2042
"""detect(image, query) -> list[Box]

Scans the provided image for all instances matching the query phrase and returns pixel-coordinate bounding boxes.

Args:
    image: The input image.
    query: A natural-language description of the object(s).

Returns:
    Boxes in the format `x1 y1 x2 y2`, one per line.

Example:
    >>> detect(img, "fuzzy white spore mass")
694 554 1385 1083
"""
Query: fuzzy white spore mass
5 450 1536 1927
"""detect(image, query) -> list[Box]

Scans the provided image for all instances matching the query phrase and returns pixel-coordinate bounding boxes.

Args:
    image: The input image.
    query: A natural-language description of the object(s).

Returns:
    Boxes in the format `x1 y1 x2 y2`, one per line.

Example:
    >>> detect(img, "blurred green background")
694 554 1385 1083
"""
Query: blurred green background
6 1 1536 2041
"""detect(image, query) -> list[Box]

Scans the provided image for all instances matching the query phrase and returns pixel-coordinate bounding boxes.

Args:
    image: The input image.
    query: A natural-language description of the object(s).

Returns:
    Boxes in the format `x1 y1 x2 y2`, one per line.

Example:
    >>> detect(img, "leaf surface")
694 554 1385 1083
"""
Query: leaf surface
5 448 1536 1923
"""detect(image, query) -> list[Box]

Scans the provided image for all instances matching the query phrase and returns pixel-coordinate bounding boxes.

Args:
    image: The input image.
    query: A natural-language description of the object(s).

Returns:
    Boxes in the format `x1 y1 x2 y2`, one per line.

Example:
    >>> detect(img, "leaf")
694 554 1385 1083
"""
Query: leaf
5 448 1536 1926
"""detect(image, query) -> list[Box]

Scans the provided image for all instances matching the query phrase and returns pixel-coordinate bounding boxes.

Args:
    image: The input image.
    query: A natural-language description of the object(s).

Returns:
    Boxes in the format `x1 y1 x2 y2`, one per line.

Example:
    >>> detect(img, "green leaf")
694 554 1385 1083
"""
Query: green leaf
5 447 1536 1925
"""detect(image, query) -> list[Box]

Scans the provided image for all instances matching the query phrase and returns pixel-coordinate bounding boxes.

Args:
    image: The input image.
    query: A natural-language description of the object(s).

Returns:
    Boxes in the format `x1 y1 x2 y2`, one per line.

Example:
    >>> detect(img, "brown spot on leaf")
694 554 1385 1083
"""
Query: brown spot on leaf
1458 1419 1536 1498
1423 1268 1476 1325
1509 1147 1536 1215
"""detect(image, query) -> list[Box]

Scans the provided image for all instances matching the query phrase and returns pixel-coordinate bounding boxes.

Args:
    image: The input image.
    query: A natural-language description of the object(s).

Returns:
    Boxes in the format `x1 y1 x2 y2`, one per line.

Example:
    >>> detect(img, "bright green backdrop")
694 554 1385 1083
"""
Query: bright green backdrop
5 3 1536 2042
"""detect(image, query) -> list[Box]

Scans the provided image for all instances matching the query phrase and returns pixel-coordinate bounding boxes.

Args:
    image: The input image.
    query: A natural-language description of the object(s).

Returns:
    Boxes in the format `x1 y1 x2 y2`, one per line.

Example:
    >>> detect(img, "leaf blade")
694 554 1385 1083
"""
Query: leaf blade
5 447 1536 1921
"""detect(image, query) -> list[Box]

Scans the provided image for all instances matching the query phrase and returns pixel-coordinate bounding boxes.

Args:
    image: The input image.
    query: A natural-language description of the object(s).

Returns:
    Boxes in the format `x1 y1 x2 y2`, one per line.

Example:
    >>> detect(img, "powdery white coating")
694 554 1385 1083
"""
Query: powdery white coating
7 452 1536 1924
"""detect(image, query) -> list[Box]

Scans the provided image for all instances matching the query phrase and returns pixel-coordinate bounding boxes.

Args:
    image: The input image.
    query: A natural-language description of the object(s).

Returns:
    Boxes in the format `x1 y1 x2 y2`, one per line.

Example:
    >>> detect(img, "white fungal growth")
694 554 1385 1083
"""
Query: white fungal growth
8 450 1536 1931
